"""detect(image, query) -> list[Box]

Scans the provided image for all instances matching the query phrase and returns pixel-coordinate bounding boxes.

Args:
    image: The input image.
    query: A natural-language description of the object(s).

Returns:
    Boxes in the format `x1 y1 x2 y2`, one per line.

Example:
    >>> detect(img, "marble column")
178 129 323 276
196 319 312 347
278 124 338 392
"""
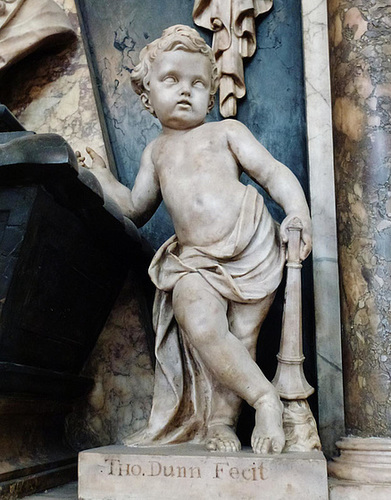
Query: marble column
327 0 391 489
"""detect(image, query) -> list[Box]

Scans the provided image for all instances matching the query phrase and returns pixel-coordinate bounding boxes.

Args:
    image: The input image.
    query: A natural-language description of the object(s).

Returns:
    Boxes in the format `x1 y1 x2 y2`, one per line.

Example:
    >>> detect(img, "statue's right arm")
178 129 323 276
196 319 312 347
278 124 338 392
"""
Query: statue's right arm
77 143 161 227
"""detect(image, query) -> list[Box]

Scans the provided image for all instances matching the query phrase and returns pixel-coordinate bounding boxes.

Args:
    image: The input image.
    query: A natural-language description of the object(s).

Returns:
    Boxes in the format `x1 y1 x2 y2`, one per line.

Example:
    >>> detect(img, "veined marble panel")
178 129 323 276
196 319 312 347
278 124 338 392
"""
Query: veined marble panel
301 0 344 457
0 0 107 165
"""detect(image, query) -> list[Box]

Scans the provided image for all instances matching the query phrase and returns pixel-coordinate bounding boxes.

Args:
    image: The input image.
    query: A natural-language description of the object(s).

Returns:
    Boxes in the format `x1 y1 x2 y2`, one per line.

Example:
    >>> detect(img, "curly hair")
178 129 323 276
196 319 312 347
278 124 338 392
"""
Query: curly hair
130 25 219 113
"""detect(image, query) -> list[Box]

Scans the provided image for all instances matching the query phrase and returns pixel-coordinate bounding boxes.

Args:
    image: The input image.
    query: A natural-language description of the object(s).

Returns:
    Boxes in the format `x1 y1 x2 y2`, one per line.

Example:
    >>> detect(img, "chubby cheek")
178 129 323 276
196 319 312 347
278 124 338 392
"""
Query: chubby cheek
154 91 175 109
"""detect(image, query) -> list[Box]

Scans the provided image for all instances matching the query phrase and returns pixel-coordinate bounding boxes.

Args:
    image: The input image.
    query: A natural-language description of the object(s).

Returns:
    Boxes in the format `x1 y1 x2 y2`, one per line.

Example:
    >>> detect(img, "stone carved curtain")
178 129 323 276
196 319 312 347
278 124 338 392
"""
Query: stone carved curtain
193 0 273 117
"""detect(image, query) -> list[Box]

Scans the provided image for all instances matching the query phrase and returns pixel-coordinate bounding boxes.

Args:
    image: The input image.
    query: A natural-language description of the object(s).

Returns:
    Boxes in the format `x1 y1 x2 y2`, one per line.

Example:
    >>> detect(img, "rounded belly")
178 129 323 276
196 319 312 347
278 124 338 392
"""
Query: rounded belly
167 184 246 247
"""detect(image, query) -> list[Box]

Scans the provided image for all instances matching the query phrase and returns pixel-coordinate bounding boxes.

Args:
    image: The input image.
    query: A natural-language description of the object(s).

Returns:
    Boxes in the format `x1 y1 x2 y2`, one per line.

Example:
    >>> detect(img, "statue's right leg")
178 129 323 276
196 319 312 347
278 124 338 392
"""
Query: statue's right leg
172 274 284 454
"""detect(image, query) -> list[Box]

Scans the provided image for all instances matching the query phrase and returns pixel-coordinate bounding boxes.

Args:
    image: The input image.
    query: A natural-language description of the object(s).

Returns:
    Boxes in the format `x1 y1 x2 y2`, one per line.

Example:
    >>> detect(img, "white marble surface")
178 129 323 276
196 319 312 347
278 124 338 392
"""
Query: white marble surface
79 445 328 500
301 0 345 457
329 479 391 500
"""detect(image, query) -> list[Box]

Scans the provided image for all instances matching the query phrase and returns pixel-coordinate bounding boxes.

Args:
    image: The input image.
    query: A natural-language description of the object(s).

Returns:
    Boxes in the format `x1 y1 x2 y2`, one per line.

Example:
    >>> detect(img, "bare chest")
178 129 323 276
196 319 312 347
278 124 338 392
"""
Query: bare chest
153 134 239 188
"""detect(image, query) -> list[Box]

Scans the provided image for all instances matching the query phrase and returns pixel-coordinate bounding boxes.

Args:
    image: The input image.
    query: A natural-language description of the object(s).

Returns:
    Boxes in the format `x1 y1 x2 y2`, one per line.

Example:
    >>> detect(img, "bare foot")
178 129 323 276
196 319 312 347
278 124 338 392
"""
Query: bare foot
206 423 241 453
251 392 285 454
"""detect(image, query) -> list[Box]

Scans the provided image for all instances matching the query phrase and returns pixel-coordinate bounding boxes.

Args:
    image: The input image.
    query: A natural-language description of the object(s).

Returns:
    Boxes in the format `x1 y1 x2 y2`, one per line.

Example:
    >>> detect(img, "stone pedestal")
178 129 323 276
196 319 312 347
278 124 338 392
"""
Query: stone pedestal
78 445 328 500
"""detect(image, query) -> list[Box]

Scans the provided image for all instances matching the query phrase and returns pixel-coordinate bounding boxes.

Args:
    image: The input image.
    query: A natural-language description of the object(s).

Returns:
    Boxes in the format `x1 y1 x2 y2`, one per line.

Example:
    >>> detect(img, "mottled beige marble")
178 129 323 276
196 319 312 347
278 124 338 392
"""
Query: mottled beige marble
66 270 154 450
0 0 107 165
328 0 391 438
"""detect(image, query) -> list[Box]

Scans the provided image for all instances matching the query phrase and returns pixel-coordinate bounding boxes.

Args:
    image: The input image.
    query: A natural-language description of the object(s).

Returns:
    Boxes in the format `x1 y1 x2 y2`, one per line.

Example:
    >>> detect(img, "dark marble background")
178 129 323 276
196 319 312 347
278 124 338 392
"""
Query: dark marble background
75 0 308 249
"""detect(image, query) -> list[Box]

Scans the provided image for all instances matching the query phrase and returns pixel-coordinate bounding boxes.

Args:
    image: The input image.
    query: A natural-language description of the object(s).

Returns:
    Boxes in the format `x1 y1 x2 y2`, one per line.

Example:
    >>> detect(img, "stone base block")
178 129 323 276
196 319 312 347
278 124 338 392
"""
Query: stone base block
78 445 328 500
329 478 391 500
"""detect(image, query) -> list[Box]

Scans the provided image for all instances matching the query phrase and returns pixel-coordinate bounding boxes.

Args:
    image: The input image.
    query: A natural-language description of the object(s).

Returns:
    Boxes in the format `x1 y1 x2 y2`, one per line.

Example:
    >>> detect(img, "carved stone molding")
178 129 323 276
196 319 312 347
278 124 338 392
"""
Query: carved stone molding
328 437 391 484
193 0 273 117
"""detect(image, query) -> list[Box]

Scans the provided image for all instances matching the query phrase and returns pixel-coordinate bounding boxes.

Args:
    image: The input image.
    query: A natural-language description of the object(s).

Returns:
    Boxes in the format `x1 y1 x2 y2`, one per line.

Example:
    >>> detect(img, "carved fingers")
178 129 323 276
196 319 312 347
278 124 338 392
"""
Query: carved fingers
280 214 312 262
75 150 87 169
75 147 107 171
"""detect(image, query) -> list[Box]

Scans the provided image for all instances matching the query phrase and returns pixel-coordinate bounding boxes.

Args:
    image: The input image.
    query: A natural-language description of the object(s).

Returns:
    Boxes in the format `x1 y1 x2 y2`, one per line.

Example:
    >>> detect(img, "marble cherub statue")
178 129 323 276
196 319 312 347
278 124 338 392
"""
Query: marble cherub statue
77 24 311 455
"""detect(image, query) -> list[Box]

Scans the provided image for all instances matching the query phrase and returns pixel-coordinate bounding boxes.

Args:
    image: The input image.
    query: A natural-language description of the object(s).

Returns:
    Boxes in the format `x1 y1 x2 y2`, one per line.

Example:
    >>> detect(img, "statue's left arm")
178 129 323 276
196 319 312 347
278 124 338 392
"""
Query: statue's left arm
225 119 312 260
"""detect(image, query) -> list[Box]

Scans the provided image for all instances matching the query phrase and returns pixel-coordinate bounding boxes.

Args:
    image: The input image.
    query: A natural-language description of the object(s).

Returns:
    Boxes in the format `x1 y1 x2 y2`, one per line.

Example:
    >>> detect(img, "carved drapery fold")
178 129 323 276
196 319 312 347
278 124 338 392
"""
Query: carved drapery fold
193 0 273 117
0 0 24 31
0 0 75 71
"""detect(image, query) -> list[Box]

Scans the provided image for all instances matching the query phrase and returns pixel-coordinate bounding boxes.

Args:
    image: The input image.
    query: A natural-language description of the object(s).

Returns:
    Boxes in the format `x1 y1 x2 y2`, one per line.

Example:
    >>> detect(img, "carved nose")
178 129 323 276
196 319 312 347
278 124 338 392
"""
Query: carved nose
180 86 191 96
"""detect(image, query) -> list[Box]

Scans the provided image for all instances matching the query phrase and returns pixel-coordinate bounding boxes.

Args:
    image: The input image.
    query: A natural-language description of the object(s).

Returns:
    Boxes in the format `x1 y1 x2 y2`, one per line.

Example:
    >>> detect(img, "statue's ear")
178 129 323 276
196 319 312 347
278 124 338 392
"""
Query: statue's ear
141 93 155 115
208 94 215 112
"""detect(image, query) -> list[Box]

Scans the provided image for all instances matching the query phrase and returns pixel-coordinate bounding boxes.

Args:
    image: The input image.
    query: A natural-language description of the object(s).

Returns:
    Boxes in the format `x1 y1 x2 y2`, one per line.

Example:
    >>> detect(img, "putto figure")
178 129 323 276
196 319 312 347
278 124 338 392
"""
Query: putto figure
78 25 311 454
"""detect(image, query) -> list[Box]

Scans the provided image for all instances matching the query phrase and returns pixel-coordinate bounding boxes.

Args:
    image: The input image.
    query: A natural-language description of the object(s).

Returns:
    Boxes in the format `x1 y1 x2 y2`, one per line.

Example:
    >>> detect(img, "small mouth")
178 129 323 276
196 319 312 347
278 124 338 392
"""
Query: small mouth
177 100 191 107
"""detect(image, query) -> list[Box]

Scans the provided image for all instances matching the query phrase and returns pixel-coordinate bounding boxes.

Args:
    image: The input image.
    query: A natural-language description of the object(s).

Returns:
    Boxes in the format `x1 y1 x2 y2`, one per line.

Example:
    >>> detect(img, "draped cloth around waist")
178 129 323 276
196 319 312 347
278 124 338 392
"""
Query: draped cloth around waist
127 185 285 446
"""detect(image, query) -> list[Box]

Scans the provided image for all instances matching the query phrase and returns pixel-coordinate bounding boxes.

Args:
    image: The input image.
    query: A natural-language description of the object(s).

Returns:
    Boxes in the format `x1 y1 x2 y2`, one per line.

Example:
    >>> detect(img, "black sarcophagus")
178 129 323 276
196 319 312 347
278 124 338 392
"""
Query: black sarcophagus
0 105 148 498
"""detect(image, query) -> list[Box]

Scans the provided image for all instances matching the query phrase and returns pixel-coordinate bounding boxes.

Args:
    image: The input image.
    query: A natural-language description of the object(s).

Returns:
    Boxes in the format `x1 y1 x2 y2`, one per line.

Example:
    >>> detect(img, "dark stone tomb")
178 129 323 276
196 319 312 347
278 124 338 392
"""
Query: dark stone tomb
0 105 150 499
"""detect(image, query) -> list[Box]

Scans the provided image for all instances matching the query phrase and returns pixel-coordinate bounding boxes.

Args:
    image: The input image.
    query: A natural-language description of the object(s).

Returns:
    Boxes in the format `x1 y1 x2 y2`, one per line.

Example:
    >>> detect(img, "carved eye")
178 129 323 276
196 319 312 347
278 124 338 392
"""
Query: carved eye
163 75 177 84
193 80 206 88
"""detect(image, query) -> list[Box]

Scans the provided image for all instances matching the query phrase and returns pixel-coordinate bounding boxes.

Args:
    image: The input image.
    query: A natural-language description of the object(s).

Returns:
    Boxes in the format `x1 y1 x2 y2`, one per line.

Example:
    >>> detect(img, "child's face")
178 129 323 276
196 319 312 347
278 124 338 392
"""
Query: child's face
147 50 212 130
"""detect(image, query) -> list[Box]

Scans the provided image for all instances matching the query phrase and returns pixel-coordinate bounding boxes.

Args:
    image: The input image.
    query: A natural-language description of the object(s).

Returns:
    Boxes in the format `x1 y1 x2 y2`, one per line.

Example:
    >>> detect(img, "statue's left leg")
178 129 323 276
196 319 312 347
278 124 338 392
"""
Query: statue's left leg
206 293 278 452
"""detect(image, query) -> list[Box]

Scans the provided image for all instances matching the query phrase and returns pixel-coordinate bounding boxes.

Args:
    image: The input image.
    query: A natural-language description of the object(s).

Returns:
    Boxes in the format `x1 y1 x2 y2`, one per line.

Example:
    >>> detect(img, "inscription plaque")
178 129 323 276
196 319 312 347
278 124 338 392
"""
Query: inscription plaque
79 445 328 500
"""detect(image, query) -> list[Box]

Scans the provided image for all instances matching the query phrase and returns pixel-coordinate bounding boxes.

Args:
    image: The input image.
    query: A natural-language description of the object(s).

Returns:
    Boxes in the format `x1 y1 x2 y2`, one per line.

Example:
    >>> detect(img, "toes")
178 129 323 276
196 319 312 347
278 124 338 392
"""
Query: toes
206 425 241 453
252 435 270 454
252 435 261 454
206 438 240 453
224 440 240 453
271 438 284 454
214 438 226 452
233 439 241 452
252 435 285 454
260 437 272 454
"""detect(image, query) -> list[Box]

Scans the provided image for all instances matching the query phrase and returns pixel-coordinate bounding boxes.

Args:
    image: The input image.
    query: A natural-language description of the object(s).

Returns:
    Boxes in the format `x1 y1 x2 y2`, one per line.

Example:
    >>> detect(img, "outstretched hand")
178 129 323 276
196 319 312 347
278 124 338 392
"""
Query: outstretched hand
75 147 107 171
280 213 312 261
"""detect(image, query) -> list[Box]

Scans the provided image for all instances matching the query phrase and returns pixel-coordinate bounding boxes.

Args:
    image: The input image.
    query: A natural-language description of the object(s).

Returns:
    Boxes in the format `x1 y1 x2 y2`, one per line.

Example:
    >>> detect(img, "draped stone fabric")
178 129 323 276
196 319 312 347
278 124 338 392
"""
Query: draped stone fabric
0 0 74 71
193 0 273 117
0 0 25 31
127 185 284 446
